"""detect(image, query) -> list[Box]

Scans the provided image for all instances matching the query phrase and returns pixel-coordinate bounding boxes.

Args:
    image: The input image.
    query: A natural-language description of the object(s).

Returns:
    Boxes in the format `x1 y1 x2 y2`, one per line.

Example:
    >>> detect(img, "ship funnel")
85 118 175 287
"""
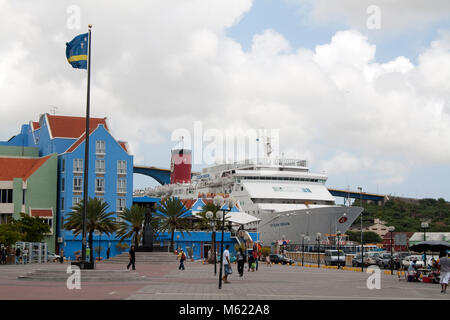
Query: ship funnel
170 149 192 184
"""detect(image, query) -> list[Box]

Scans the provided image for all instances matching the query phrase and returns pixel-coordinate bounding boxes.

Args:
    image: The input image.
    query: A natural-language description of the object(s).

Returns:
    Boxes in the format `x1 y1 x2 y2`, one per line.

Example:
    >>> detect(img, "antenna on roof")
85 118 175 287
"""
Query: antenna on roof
50 106 58 115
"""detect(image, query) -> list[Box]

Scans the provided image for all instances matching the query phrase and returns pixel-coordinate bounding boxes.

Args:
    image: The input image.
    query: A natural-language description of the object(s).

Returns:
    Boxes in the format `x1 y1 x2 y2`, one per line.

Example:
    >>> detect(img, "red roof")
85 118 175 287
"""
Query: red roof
180 199 196 209
118 141 129 153
0 155 52 181
31 122 40 131
30 209 53 217
46 114 108 138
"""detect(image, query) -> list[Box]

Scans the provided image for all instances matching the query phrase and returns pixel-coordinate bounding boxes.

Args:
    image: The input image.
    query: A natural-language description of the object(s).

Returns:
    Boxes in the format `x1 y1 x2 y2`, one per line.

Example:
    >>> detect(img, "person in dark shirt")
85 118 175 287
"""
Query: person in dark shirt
127 245 136 270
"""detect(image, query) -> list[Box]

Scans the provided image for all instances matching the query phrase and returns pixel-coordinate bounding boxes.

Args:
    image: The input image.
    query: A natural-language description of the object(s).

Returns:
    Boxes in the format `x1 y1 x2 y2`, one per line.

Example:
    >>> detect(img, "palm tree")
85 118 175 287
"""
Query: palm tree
63 197 117 263
116 204 146 248
154 196 192 252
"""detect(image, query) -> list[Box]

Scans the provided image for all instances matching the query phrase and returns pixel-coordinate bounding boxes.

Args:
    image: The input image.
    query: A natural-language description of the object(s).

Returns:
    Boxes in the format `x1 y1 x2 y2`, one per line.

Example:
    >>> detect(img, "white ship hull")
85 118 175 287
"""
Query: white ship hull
256 205 362 246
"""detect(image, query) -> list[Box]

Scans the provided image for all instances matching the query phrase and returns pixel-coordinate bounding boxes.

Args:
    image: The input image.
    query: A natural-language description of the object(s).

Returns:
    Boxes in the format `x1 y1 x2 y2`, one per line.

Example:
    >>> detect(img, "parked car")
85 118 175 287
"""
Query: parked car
47 252 61 262
402 255 424 268
376 252 393 269
352 253 369 267
269 254 295 265
391 252 410 269
366 251 382 266
324 250 346 266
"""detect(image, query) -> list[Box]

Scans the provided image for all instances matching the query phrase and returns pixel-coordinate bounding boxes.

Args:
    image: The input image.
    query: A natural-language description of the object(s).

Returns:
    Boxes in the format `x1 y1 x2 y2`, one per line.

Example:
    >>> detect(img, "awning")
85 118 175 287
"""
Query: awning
224 211 261 225
30 209 53 217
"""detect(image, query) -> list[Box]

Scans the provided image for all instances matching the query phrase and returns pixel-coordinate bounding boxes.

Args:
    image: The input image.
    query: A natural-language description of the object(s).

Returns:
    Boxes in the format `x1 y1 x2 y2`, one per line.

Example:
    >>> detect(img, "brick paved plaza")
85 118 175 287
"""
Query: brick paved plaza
0 260 449 301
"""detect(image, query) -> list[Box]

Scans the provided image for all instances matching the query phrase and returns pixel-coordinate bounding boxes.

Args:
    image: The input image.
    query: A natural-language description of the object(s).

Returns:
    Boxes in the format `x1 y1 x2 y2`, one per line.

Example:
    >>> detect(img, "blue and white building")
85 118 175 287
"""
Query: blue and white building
1 113 133 258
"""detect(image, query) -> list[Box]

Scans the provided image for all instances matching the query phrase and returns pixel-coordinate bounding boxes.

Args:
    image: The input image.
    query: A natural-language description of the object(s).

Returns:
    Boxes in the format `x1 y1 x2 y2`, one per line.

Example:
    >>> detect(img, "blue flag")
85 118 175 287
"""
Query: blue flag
66 33 88 69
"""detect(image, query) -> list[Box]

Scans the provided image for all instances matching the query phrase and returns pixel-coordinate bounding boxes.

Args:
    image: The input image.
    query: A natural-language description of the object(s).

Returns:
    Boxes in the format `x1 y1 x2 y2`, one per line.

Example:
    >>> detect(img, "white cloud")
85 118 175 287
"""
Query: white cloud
294 0 450 34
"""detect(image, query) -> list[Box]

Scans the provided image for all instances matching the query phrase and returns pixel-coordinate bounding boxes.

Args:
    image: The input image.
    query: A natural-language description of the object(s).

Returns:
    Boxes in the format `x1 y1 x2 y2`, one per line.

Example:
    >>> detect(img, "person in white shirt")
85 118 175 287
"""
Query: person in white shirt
222 245 232 283
438 251 450 294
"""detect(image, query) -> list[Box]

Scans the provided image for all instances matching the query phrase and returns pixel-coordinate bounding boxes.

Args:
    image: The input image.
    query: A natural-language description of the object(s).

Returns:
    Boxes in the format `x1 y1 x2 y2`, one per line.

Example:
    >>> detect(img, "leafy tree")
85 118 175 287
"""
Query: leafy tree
64 197 117 262
154 197 191 252
346 231 382 244
116 204 146 248
12 213 50 242
0 223 23 246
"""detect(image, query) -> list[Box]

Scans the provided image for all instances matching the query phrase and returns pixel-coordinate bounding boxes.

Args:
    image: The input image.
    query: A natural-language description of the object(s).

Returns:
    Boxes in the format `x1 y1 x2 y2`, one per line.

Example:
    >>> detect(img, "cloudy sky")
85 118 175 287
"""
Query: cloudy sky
1 0 449 200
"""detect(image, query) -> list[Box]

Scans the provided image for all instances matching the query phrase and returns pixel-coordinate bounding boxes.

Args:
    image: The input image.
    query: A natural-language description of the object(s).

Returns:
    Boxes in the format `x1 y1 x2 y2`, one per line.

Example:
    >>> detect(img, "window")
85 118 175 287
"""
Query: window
117 160 127 174
73 197 81 206
117 198 126 212
61 197 65 211
95 178 105 193
61 159 65 172
22 190 25 205
73 178 82 191
96 160 105 173
0 189 13 203
117 179 126 193
43 218 53 229
61 178 65 192
96 140 106 154
73 159 83 173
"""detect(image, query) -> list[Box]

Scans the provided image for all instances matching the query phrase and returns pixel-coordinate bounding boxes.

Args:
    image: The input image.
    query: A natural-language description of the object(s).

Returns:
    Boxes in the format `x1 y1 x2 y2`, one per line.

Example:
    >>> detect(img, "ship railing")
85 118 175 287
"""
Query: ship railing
234 158 308 167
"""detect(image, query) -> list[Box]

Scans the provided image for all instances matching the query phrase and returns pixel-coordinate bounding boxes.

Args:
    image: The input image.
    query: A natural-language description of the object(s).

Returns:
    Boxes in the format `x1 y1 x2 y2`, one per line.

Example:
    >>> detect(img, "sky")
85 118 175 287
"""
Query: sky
0 0 449 200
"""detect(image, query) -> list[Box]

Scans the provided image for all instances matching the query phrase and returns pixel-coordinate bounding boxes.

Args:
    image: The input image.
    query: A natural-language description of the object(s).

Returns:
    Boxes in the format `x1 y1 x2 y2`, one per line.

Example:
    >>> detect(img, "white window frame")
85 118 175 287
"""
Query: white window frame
95 178 105 193
116 198 126 212
117 179 126 193
73 177 82 192
96 159 105 173
73 159 83 173
96 140 106 155
117 160 127 174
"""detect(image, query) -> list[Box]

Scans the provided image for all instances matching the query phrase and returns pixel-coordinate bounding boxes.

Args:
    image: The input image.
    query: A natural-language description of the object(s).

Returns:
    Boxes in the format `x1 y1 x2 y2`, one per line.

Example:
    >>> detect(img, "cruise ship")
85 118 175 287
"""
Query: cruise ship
141 147 363 246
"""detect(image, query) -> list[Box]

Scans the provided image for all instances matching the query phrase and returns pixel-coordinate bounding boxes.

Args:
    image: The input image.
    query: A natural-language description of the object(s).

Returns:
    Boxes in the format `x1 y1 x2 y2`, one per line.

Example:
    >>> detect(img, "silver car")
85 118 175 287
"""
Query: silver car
324 250 346 266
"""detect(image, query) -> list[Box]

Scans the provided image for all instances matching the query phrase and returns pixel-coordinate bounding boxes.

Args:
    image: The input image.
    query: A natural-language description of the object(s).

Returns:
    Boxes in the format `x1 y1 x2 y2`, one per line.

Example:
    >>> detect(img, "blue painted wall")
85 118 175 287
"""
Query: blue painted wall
57 124 134 258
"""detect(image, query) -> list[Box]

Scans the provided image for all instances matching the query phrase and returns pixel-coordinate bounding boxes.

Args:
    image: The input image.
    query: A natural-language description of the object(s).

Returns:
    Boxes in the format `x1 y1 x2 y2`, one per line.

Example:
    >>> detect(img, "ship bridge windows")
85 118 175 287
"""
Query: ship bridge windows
251 198 335 205
241 176 324 183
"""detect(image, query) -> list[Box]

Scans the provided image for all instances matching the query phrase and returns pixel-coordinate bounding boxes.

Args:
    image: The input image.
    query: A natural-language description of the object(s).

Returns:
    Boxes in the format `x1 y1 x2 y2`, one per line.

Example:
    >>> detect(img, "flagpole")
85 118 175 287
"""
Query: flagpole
81 24 92 267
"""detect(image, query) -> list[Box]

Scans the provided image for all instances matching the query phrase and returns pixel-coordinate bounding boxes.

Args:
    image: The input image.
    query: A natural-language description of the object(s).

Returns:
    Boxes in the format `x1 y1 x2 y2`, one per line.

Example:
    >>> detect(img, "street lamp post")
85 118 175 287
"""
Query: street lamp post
388 226 395 275
316 233 321 268
358 186 364 272
214 196 236 290
421 222 429 268
301 234 305 266
337 230 341 269
206 211 217 275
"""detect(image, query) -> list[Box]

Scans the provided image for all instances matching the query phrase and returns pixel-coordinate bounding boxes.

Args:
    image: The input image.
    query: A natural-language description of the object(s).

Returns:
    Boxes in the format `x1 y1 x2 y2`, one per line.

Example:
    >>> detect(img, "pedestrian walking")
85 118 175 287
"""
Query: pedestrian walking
438 251 450 294
15 247 21 264
59 249 64 263
252 245 259 271
127 245 136 271
237 247 245 277
177 248 186 270
106 247 110 259
1 246 6 265
23 248 28 264
266 255 271 267
86 246 90 262
222 245 232 283
248 253 256 272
